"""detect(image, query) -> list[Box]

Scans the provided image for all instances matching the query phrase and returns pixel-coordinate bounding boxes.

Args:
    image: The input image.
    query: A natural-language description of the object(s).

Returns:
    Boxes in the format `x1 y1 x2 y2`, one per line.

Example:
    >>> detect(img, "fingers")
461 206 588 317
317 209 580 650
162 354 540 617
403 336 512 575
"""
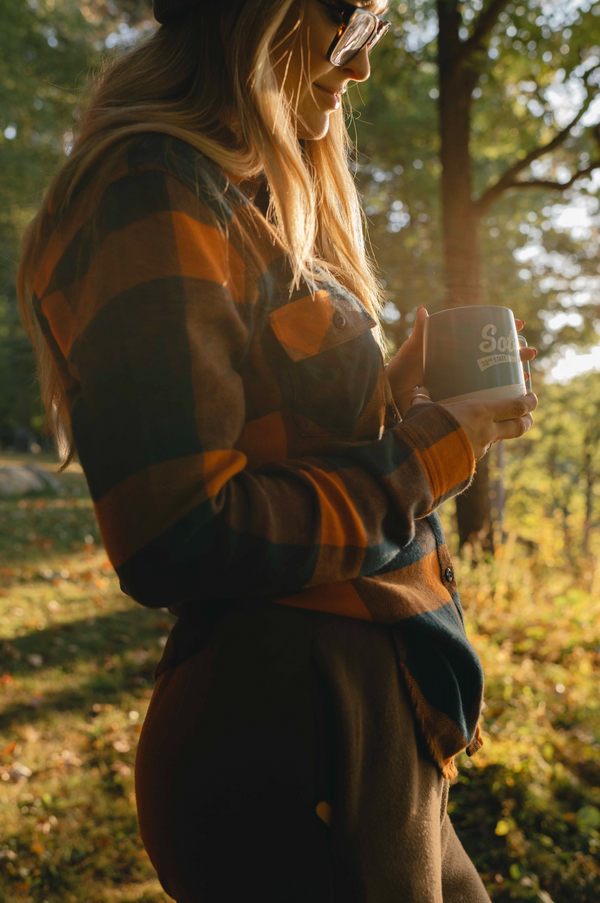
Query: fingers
407 306 429 346
519 346 537 362
494 412 534 442
486 392 537 422
515 318 525 332
410 385 432 406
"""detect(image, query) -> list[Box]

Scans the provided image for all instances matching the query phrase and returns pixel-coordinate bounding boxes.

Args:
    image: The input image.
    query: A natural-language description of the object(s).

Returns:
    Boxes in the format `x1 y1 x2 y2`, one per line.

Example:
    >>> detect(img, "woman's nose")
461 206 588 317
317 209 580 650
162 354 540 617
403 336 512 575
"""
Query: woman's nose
342 45 371 82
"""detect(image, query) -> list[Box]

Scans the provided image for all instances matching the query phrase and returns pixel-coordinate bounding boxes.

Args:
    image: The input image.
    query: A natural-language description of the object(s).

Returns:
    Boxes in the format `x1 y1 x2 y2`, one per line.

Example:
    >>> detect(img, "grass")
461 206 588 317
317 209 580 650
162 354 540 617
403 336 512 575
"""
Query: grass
450 537 600 902
1 454 600 901
0 454 174 903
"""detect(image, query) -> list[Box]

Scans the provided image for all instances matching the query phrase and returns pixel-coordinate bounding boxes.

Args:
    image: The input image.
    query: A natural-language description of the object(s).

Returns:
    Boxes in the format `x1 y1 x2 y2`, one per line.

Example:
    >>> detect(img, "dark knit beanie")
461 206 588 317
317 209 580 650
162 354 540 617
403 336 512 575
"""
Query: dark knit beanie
153 0 235 23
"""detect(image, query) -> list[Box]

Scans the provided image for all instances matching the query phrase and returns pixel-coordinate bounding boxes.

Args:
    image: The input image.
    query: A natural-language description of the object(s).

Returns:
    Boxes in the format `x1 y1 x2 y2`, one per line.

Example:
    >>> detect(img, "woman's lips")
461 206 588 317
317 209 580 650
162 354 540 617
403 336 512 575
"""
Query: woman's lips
313 82 342 111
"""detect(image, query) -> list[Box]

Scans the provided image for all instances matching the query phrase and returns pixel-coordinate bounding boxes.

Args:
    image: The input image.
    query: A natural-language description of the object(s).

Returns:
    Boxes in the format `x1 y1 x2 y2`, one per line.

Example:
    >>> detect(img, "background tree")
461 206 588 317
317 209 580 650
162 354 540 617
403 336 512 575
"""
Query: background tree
352 0 600 548
0 0 149 446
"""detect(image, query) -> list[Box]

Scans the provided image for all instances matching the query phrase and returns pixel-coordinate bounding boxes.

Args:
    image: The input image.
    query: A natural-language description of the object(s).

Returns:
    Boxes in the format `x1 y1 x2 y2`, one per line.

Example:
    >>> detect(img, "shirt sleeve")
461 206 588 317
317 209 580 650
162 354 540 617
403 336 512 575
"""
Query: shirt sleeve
56 169 475 608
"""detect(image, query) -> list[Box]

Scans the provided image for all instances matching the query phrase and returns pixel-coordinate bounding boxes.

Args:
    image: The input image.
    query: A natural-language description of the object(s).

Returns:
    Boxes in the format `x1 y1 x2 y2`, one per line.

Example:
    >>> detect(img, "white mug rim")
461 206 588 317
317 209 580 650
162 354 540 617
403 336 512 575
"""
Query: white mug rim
426 305 514 318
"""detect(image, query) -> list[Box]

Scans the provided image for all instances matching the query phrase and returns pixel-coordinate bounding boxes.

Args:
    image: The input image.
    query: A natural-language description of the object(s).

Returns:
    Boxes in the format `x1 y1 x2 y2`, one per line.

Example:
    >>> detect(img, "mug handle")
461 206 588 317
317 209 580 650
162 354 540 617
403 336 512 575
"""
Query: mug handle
518 334 531 390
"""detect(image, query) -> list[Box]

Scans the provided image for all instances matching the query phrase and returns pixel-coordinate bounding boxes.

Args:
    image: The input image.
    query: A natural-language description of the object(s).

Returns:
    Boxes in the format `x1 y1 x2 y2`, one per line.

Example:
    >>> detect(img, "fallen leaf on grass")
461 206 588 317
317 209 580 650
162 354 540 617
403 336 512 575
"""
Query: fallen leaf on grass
9 762 32 782
112 739 131 753
30 842 44 855
131 649 149 665
36 817 55 834
1 740 17 758
19 725 40 743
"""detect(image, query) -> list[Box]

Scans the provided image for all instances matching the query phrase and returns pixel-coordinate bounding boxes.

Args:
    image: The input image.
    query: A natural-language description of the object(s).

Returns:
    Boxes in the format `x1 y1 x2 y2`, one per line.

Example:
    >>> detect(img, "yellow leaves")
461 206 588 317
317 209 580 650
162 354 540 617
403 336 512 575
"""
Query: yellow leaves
495 818 512 835
579 658 593 676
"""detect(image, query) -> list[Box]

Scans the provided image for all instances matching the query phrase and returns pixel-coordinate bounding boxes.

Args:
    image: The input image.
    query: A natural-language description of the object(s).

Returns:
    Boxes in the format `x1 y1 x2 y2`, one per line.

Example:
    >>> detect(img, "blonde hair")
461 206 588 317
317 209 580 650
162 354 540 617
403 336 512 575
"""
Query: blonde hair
18 0 384 462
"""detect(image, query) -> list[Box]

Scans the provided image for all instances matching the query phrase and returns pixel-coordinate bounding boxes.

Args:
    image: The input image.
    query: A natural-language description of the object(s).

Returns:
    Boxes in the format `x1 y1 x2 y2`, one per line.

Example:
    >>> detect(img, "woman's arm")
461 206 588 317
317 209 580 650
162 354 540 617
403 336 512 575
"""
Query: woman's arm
47 168 475 608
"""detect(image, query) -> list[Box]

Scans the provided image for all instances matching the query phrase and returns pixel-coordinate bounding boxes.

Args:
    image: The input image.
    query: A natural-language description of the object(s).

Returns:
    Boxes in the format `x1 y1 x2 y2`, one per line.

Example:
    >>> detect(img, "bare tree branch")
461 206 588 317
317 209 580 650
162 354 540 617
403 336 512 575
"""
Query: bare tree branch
456 0 512 67
475 66 600 215
498 159 600 193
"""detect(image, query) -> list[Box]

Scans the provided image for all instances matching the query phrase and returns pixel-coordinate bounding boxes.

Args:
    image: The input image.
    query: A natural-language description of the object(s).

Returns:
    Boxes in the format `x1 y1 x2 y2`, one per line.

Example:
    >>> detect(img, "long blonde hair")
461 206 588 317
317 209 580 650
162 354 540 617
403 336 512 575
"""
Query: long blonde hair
18 0 384 461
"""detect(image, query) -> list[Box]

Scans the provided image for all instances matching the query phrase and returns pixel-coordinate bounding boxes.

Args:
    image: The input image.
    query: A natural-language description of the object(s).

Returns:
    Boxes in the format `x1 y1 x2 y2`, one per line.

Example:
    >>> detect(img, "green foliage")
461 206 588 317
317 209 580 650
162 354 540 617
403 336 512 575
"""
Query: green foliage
503 370 600 561
0 0 151 440
350 0 600 354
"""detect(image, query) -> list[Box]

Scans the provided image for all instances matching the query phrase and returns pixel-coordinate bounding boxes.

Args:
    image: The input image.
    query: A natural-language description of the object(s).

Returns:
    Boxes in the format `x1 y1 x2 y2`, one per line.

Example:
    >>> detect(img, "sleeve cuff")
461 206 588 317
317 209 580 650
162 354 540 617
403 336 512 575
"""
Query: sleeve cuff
398 402 475 503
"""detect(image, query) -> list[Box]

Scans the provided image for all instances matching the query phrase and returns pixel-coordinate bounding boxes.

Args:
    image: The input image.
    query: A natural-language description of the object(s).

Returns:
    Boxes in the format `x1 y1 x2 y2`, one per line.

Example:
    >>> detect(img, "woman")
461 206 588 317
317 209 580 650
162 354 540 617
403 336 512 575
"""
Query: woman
18 1 537 900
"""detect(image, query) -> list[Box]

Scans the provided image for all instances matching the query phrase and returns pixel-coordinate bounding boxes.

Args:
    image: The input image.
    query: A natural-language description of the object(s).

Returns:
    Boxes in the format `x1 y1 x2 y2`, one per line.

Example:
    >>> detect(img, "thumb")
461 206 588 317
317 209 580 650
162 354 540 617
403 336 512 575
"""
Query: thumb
408 306 429 345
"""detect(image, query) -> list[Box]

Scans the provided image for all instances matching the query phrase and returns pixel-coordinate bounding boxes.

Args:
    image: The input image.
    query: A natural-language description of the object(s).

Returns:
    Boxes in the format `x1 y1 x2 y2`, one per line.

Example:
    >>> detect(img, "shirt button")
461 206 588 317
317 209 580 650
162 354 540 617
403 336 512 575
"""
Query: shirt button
444 567 454 583
333 312 346 328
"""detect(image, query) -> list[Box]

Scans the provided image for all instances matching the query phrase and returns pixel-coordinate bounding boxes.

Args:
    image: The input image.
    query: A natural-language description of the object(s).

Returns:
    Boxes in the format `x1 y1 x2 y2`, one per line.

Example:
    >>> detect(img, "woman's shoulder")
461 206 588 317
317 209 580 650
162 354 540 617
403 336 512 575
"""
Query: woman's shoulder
122 131 239 225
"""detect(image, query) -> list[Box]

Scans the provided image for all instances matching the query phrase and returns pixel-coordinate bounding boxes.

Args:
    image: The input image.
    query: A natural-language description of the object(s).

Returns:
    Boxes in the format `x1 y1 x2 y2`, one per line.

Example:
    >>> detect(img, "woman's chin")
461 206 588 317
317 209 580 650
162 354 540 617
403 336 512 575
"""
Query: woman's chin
296 111 331 141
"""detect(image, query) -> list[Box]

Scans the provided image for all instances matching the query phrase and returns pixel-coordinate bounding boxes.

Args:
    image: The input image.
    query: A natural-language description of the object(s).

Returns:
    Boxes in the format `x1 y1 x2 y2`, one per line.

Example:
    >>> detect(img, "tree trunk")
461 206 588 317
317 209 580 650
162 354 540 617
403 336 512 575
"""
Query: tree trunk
437 1 482 308
583 446 595 557
490 440 506 537
437 0 492 549
456 457 494 550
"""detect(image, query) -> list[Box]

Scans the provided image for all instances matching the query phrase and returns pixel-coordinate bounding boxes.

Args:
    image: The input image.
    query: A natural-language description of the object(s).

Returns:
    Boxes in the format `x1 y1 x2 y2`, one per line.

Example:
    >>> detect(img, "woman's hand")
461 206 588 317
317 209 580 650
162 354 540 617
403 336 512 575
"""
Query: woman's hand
387 311 537 413
411 389 538 460
386 306 428 415
515 317 537 385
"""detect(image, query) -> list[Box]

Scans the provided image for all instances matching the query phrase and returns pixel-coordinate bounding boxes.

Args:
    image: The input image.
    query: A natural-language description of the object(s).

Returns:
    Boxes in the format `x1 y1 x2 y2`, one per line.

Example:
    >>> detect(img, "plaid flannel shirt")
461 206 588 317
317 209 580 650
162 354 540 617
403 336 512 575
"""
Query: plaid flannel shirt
33 134 482 777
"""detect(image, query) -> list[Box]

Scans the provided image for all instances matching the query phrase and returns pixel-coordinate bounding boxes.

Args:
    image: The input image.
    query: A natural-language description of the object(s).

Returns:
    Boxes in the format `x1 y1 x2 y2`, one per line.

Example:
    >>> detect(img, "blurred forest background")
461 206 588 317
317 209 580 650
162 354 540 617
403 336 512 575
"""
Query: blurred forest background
2 0 600 901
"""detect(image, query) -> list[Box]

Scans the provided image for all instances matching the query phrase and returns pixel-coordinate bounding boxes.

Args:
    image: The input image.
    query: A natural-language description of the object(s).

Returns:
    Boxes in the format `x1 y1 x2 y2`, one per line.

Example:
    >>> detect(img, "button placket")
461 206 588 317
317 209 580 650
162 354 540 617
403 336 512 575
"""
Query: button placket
387 403 401 423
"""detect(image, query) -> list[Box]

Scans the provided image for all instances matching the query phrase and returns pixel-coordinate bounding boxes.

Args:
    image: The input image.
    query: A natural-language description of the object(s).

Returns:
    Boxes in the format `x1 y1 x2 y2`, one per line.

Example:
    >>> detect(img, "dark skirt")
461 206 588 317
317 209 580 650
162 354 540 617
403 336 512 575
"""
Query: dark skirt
135 607 490 903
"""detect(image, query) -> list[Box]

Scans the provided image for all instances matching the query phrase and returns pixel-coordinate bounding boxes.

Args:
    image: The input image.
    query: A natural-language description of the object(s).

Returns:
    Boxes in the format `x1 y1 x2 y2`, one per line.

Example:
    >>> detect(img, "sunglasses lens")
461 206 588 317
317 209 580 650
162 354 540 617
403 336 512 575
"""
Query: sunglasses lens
368 21 390 52
330 13 377 66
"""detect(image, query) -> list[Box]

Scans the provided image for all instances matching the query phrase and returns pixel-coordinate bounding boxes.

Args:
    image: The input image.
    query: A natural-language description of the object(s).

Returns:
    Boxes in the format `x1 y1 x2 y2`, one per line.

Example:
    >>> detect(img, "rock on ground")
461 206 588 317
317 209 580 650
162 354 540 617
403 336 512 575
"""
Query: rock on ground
0 465 62 497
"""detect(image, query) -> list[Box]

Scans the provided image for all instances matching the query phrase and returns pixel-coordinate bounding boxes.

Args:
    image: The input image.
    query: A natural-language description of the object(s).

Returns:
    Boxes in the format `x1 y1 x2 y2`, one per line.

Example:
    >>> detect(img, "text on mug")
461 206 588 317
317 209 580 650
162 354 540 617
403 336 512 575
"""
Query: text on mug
479 324 516 354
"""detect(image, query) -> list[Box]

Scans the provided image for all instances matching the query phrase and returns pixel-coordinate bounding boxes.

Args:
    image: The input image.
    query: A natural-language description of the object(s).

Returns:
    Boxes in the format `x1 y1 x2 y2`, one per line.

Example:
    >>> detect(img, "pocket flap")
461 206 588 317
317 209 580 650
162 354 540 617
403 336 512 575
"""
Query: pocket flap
269 289 376 362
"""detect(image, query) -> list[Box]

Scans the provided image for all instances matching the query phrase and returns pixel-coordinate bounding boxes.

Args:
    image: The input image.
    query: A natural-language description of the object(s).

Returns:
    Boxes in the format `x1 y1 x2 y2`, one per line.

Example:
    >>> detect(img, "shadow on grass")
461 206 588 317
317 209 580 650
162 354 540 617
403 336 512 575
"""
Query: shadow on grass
0 605 175 732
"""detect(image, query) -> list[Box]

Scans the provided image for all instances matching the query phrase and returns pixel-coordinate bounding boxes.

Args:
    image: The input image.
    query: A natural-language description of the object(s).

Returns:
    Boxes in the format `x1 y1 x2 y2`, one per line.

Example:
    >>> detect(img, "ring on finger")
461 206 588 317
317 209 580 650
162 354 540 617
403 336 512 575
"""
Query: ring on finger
411 386 431 401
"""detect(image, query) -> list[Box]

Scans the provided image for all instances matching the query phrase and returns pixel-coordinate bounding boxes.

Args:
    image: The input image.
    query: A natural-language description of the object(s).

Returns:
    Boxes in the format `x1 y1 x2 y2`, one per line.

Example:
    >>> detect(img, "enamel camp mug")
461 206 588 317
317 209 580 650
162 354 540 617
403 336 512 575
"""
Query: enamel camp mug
423 305 528 405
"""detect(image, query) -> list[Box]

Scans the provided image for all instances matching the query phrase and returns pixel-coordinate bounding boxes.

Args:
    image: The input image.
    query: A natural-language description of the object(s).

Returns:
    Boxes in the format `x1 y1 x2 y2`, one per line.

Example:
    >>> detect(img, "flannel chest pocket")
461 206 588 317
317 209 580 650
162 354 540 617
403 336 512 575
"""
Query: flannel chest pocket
269 287 385 439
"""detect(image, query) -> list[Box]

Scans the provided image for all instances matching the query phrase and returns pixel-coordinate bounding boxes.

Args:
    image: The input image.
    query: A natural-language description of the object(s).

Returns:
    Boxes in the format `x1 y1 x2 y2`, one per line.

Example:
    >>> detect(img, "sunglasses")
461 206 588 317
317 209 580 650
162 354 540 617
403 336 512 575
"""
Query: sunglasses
315 0 391 68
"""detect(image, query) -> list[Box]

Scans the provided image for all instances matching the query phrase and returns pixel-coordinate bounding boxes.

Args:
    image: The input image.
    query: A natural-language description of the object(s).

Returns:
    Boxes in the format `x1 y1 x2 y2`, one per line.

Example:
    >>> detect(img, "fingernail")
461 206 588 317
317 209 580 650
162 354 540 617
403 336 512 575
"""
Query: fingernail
532 349 537 356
